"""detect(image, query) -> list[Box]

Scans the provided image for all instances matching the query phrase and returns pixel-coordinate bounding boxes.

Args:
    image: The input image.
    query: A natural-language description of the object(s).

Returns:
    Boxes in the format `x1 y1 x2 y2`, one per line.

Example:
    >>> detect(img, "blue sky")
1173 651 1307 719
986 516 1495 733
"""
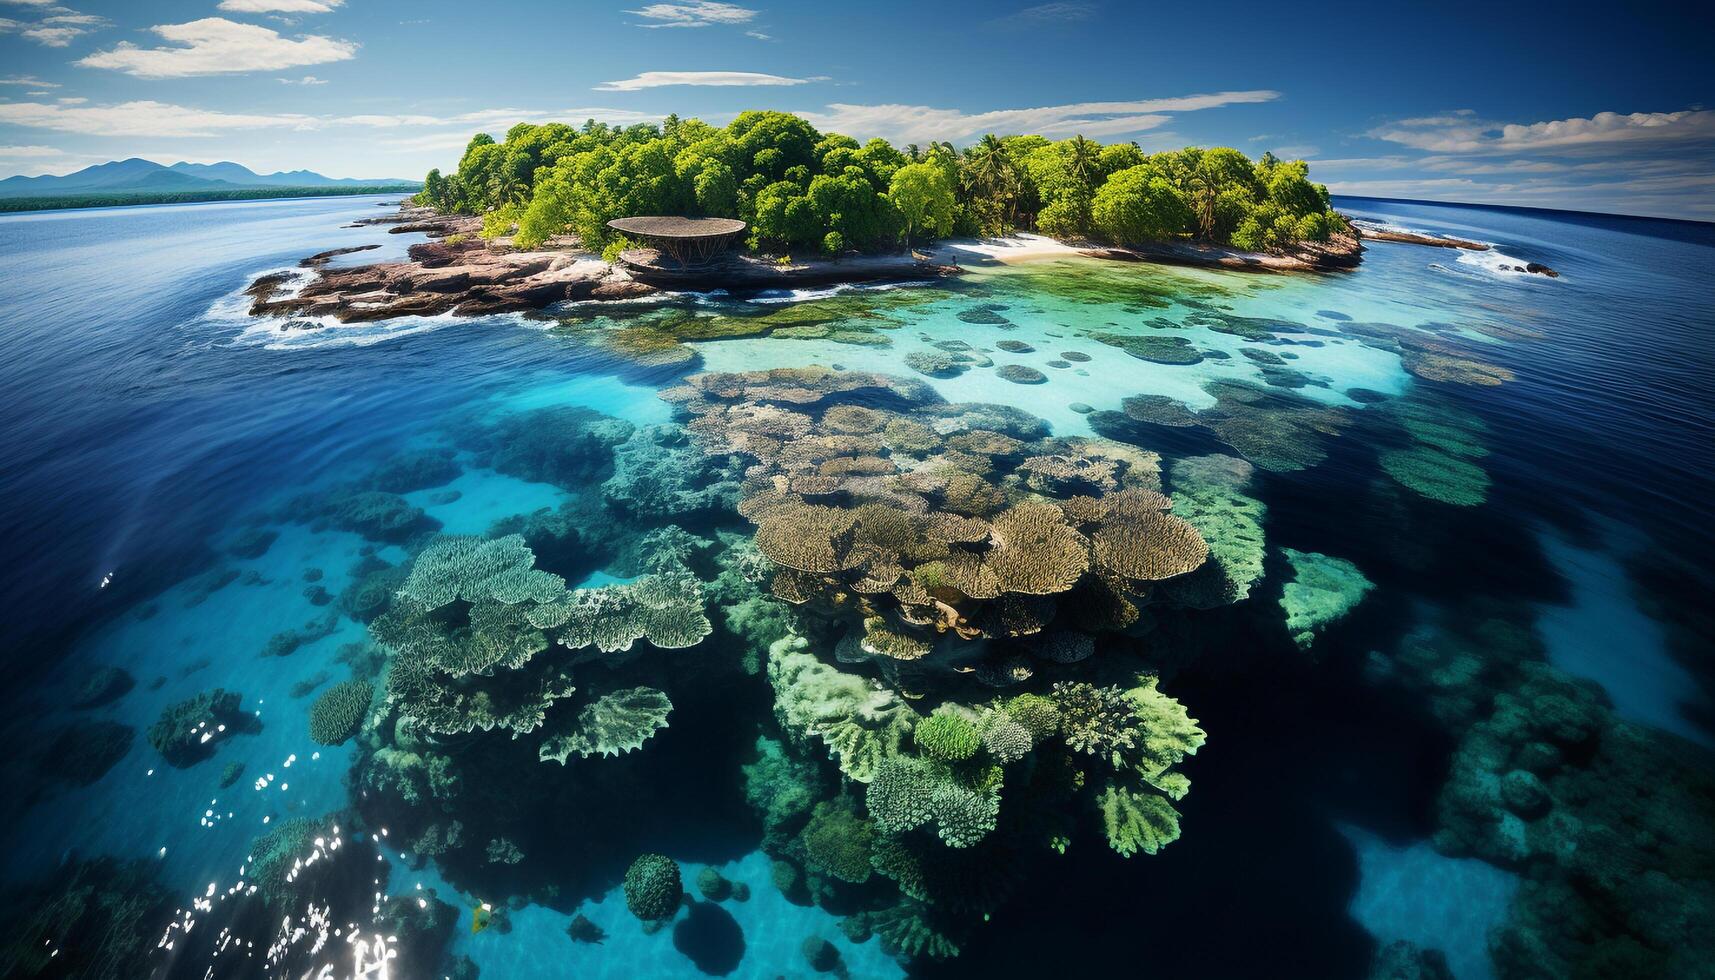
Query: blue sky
1 0 1711 218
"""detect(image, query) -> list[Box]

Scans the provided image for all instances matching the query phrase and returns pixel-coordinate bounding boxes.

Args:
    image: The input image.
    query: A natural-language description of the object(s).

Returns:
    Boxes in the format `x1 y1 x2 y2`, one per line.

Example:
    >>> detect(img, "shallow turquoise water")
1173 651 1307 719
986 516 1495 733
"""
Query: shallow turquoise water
0 195 1710 979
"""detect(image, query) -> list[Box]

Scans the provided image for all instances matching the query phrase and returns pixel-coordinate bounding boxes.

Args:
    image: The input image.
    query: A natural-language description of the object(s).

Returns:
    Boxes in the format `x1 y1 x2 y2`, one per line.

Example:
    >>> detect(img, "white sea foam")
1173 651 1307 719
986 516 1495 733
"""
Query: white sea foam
1454 246 1553 280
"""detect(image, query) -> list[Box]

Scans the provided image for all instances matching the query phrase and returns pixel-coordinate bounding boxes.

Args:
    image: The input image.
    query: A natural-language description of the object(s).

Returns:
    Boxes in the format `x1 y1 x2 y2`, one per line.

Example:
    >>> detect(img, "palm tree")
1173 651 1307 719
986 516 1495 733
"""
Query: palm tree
1066 135 1101 190
965 134 1019 231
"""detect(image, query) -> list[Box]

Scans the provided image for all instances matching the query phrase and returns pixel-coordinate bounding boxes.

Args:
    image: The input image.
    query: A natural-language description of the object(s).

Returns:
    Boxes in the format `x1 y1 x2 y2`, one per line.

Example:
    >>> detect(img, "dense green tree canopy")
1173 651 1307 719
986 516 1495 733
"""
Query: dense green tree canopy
414 111 1345 255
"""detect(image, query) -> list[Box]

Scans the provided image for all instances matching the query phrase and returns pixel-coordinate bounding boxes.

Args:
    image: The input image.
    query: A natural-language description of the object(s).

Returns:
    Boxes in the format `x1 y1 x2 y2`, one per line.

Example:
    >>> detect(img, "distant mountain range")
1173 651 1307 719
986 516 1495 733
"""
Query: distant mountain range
0 158 419 199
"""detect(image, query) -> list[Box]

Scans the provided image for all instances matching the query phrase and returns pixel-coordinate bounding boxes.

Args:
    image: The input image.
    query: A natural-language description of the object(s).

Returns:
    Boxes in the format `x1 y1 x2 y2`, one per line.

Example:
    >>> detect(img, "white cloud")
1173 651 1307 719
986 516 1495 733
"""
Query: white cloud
57 96 86 104
596 70 823 91
1370 108 1715 154
0 0 58 6
0 5 106 46
744 30 773 40
0 144 65 158
77 18 357 78
0 74 59 87
0 100 316 137
798 91 1280 145
627 2 757 28
280 74 329 84
218 0 344 12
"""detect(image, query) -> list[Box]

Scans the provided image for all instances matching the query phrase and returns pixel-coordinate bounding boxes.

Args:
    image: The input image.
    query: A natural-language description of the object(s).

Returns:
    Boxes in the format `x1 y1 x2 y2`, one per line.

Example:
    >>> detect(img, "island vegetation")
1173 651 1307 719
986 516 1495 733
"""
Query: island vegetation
413 110 1346 259
0 183 421 214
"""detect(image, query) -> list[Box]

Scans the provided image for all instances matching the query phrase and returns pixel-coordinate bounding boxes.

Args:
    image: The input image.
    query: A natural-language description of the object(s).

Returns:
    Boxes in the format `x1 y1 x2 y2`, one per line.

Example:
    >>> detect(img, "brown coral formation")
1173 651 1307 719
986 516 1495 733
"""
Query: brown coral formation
661 368 1213 686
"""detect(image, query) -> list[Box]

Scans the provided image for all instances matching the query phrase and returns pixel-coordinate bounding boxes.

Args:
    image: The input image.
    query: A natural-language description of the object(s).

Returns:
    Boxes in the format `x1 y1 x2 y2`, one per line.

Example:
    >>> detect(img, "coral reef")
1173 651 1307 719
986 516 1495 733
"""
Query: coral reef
0 858 173 980
1160 454 1267 607
1103 381 1352 472
70 665 133 709
1375 396 1492 506
664 368 1217 693
602 423 746 518
696 867 735 902
1278 548 1374 649
539 686 672 762
768 635 915 782
39 721 133 790
365 446 461 494
308 678 374 745
1091 332 1205 364
227 526 278 559
457 404 635 489
146 687 257 767
623 853 683 922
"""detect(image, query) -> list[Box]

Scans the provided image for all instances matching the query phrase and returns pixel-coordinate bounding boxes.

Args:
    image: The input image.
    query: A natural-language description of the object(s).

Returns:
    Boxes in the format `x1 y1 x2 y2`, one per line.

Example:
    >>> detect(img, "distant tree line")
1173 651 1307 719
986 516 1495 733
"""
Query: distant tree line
0 184 420 214
415 111 1345 257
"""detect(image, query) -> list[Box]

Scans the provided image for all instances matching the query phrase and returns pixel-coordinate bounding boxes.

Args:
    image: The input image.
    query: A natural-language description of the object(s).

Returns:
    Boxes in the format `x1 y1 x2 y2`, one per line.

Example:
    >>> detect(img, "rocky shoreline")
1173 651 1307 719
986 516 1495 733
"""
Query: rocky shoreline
248 207 657 322
1356 226 1490 250
247 204 962 323
1351 223 1560 275
1081 229 1365 273
246 204 1377 325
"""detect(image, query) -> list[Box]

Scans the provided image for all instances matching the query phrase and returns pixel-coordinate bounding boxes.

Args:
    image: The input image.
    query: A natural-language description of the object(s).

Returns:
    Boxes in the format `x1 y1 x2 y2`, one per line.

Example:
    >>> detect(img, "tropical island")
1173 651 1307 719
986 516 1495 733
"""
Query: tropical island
247 109 1364 322
421 110 1351 260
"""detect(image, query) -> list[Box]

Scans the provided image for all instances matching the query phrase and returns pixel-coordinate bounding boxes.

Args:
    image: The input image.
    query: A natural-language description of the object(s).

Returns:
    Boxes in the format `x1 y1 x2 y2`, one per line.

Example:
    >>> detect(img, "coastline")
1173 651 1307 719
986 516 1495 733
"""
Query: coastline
0 185 420 215
246 205 1378 325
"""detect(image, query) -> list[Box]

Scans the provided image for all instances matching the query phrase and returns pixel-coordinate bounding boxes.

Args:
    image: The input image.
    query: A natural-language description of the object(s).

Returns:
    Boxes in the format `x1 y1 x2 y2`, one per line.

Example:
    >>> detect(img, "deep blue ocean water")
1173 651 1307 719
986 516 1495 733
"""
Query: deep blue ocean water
0 194 1709 978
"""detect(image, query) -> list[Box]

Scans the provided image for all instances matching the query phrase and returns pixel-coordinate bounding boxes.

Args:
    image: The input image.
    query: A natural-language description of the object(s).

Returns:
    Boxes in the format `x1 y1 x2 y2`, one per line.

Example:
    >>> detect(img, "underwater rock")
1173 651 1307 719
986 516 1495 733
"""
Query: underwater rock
218 760 245 789
1278 548 1374 649
696 867 735 902
1240 347 1286 366
956 304 1012 326
70 665 133 709
567 913 607 944
289 670 332 698
460 404 634 490
39 721 133 790
1091 332 1204 364
906 349 973 378
261 610 339 657
227 526 277 559
995 364 1047 384
803 935 842 973
1119 394 1201 428
995 340 1035 353
321 488 441 543
146 688 258 767
365 447 461 494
